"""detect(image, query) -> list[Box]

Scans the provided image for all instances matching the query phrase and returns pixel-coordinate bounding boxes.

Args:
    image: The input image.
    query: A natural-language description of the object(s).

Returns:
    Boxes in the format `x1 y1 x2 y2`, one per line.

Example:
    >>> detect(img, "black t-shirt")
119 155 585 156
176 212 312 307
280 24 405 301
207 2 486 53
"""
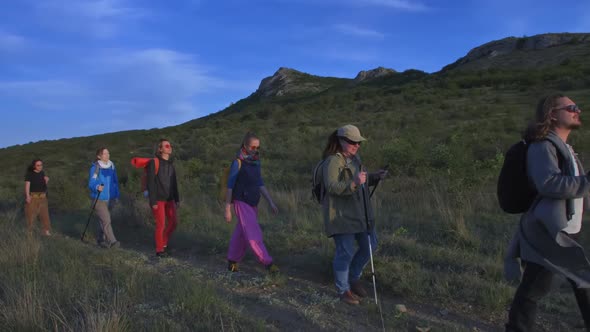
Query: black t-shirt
25 170 47 193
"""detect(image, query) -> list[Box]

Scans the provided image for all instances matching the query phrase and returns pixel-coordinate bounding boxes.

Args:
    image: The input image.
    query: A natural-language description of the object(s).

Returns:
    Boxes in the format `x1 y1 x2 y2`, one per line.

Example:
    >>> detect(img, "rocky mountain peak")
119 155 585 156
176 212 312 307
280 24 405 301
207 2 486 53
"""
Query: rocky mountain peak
446 33 590 70
354 67 396 82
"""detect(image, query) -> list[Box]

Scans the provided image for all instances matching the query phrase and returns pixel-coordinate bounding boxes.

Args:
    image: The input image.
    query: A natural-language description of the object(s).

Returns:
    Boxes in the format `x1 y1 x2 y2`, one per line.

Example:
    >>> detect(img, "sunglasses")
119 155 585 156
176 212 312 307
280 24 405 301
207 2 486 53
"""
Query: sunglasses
163 143 172 148
554 104 581 113
35 164 43 167
340 137 361 146
249 145 260 151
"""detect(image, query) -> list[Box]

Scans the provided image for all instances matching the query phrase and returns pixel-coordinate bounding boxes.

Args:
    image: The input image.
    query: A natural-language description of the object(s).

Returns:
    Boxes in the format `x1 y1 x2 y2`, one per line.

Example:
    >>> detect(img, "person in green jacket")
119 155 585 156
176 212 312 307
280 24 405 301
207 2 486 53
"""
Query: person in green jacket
321 124 387 305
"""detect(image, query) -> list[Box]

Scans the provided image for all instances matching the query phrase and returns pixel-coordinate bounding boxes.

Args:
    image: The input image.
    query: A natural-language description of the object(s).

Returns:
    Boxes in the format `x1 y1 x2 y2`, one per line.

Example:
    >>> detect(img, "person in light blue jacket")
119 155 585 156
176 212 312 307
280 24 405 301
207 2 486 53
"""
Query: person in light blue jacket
88 147 120 248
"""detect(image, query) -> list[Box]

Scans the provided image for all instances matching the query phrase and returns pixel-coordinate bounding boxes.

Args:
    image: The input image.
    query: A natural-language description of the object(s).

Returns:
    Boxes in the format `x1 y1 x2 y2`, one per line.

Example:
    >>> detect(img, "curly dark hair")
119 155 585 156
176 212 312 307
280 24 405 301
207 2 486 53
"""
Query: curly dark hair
26 158 43 173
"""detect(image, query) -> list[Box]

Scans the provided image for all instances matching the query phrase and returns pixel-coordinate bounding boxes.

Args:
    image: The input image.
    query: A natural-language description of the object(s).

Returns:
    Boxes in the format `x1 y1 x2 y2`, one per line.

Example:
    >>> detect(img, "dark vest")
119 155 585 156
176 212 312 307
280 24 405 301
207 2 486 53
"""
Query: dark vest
232 162 261 206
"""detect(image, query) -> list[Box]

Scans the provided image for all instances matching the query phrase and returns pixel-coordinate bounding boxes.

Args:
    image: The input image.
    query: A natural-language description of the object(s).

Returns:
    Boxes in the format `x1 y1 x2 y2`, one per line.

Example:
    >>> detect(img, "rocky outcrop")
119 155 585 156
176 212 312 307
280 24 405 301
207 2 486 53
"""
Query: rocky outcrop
444 33 590 71
255 67 341 98
354 67 396 82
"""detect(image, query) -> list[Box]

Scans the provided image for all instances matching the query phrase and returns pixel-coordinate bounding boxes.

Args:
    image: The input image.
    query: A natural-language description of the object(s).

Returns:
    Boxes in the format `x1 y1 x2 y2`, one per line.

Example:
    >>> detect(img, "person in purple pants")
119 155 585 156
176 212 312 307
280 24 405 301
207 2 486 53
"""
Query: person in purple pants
224 132 279 274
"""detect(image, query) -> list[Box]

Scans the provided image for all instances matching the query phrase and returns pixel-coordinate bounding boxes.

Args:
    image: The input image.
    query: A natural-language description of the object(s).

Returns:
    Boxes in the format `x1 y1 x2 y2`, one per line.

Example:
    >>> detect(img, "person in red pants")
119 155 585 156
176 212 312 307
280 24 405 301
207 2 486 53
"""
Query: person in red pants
147 138 180 258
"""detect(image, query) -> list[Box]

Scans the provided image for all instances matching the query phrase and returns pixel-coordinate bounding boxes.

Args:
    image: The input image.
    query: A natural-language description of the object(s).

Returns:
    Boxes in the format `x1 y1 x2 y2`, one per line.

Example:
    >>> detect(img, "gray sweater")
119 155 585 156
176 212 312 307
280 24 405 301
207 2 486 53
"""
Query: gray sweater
505 131 590 287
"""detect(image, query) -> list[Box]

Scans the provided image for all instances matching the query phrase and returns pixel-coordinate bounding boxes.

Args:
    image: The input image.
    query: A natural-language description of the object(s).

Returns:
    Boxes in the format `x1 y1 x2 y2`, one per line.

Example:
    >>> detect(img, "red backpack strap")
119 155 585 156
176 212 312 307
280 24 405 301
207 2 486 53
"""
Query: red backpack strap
154 157 159 175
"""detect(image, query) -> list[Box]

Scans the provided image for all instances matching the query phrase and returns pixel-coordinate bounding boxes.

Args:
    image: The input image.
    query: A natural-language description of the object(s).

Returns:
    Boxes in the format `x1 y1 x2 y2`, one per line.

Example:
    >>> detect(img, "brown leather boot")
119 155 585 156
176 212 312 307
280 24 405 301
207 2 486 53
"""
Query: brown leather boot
339 290 360 305
228 261 239 272
350 280 368 298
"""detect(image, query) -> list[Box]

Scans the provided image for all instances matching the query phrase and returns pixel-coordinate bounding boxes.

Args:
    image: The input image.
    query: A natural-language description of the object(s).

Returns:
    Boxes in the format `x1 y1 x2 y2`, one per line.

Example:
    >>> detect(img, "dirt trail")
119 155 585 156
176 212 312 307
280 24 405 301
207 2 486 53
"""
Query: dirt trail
114 240 504 332
49 212 581 332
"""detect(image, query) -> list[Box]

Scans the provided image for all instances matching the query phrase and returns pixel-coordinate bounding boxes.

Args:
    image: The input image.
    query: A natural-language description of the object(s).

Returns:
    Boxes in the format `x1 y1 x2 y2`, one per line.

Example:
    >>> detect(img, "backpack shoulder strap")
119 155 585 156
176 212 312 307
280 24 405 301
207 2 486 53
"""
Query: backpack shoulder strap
313 158 327 182
93 162 100 178
154 158 160 175
236 159 241 170
543 136 568 171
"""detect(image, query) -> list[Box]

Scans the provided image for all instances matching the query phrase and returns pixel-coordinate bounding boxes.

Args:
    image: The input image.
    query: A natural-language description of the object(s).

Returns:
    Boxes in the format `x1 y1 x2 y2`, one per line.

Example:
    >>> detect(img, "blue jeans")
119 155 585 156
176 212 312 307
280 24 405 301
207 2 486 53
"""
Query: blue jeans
332 229 378 294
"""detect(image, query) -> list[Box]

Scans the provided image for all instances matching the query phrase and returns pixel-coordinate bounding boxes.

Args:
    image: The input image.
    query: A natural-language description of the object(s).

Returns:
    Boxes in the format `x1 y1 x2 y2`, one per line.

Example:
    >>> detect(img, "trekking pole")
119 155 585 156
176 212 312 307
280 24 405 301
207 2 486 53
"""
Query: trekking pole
369 178 381 199
81 185 102 241
360 166 386 331
361 182 379 305
369 165 389 199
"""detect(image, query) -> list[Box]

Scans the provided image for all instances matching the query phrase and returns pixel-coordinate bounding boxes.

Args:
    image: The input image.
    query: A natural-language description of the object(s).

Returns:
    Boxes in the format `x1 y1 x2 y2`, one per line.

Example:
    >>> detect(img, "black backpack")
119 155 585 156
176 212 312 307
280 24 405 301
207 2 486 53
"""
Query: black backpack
497 138 564 214
497 140 535 213
312 159 327 204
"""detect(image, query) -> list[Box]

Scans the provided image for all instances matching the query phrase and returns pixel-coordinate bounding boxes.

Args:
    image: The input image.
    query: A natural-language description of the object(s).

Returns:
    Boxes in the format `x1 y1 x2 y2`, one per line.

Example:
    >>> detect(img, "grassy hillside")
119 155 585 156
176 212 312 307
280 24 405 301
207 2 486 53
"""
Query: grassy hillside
0 209 265 331
2 33 590 330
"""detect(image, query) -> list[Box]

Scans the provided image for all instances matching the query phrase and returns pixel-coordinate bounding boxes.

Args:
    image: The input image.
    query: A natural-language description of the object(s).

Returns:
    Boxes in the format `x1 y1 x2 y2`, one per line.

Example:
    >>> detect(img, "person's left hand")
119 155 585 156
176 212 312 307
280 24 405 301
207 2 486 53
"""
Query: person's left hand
175 201 180 209
44 176 49 183
269 202 279 215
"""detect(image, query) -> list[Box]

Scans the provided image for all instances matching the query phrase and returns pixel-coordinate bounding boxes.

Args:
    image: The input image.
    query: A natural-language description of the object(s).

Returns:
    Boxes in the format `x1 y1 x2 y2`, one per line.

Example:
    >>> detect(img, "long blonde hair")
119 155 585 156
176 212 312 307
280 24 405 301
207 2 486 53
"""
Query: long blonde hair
523 93 565 142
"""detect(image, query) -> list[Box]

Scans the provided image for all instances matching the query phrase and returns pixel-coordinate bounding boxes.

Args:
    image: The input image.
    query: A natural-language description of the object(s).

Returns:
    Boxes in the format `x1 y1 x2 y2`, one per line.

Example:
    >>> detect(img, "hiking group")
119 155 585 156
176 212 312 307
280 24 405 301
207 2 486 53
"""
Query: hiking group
22 93 590 331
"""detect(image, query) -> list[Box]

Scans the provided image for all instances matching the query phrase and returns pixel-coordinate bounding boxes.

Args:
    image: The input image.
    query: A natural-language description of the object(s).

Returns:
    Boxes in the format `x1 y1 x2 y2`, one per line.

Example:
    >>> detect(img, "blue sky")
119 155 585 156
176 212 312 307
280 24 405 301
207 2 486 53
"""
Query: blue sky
1 0 589 148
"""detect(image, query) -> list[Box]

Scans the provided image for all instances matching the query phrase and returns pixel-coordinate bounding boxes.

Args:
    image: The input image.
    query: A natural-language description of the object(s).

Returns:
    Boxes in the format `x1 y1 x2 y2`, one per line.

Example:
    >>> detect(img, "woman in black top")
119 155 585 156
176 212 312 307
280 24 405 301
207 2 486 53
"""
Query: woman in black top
24 159 52 235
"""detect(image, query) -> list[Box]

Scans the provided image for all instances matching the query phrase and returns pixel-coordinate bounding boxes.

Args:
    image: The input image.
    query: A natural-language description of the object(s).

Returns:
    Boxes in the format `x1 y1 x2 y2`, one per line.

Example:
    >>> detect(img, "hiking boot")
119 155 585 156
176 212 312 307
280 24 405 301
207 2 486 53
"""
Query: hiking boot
350 280 368 298
99 242 110 249
266 263 279 275
156 251 169 258
228 261 239 272
340 290 360 305
110 241 121 249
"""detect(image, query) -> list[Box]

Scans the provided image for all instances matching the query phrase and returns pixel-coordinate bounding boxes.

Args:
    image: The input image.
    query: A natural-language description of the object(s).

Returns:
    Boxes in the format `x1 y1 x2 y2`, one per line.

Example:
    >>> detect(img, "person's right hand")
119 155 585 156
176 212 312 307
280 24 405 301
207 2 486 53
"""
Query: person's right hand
224 204 232 223
152 205 158 210
25 196 31 204
97 184 104 192
354 171 367 186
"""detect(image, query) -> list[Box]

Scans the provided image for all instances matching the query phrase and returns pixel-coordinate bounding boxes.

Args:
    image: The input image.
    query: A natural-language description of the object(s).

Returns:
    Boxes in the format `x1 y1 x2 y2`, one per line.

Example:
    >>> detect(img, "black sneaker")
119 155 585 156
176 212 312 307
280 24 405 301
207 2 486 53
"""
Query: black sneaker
156 251 169 258
228 261 239 272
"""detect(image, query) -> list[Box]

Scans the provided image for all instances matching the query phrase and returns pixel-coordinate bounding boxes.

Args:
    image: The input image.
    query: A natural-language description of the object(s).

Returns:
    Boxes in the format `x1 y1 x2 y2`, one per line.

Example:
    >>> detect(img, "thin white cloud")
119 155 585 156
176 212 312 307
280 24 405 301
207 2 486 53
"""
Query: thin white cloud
0 31 27 51
31 0 149 38
354 0 429 11
0 80 89 100
0 80 95 115
278 0 430 11
332 24 385 39
300 46 379 62
89 48 220 102
70 0 145 19
0 47 253 133
34 0 148 20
